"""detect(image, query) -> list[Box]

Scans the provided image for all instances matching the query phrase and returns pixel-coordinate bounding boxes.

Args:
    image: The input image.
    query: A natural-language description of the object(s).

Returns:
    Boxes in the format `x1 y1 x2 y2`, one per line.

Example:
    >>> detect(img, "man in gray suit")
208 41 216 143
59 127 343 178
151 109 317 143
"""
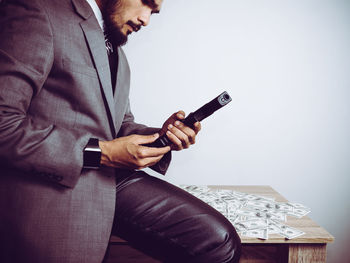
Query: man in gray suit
0 0 241 262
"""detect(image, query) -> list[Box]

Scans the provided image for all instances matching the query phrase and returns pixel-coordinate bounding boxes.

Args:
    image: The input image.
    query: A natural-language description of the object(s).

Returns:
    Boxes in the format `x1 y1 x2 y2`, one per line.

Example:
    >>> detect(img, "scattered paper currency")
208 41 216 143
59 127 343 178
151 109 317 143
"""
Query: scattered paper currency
178 185 310 240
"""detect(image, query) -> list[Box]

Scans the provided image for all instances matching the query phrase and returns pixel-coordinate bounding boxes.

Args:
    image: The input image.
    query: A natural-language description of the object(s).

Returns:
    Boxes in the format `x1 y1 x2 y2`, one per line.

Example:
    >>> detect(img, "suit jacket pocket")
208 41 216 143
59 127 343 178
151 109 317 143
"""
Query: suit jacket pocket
62 58 98 78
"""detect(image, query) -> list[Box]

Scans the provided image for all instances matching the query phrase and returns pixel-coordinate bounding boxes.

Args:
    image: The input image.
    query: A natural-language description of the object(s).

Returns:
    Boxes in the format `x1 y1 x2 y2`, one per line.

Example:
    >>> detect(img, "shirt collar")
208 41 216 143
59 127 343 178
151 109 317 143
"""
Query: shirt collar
85 0 104 31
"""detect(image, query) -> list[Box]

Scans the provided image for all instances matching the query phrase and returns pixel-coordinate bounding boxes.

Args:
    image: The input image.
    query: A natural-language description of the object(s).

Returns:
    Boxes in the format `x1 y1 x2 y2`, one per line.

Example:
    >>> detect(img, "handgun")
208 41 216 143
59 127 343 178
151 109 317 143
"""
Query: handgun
146 91 232 148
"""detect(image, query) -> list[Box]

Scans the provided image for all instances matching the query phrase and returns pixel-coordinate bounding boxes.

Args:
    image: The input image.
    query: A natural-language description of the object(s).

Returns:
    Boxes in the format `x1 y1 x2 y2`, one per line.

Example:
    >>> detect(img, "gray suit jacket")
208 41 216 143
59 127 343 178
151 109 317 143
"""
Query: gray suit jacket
0 0 170 262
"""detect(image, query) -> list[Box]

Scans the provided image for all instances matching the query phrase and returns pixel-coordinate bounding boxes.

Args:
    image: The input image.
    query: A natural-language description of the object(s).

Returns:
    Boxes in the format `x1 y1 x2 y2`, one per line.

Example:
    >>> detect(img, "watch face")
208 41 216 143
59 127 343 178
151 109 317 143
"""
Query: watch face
83 138 101 169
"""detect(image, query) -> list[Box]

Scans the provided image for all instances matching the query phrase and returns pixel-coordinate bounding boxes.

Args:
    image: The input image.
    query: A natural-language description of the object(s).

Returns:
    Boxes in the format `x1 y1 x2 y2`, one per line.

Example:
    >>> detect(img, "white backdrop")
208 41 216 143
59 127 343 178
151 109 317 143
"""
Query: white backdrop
123 0 350 262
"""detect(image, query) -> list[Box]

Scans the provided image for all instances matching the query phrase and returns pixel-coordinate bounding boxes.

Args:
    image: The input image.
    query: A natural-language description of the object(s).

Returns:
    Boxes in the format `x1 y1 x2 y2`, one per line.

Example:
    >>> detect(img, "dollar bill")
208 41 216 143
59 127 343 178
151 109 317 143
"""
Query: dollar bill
267 221 281 234
241 229 268 240
236 219 268 230
271 220 305 239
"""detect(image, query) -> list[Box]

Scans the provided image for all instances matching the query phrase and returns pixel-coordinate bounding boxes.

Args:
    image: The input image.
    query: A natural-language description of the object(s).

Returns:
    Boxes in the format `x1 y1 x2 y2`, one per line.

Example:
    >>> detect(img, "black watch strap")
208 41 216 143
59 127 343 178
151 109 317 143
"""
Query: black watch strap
83 138 101 169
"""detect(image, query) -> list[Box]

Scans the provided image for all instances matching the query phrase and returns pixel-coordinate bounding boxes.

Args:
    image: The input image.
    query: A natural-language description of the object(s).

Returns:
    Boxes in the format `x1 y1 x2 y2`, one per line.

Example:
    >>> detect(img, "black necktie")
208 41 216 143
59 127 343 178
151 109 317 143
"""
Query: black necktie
105 37 118 94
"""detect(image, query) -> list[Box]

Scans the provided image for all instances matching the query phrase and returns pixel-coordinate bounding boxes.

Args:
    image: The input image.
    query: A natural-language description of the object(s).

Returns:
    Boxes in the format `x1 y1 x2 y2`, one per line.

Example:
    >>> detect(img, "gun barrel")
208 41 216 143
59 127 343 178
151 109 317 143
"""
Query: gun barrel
183 91 232 126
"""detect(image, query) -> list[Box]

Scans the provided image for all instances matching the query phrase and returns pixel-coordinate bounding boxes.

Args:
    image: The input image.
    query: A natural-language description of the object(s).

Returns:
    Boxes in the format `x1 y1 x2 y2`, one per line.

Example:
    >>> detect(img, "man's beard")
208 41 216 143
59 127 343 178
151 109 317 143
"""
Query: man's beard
102 0 128 47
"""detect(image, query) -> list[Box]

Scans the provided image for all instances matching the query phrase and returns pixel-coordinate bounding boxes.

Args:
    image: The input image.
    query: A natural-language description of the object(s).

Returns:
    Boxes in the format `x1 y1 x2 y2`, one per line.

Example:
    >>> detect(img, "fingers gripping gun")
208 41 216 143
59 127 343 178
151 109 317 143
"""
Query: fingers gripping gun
146 91 232 148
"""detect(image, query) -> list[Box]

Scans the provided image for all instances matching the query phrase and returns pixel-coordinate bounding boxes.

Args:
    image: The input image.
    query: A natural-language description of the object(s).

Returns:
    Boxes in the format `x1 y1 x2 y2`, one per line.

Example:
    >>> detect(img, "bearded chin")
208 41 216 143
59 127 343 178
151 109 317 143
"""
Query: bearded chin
105 21 128 47
102 1 128 47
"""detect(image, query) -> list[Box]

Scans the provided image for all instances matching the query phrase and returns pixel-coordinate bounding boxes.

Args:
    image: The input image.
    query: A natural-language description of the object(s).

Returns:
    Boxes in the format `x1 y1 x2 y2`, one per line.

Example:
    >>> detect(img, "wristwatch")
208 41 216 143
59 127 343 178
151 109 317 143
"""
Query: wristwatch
83 138 101 169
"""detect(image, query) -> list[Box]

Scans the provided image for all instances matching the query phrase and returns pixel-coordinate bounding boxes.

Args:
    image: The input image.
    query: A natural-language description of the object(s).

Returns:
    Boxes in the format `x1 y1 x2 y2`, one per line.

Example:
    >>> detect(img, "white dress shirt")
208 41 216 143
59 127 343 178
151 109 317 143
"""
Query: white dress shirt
85 0 104 31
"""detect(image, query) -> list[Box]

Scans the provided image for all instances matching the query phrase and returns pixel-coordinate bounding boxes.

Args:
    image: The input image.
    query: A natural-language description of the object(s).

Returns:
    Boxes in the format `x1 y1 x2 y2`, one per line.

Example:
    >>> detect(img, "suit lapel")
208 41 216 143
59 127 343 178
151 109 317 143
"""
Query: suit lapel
72 0 117 136
114 48 130 132
114 47 130 133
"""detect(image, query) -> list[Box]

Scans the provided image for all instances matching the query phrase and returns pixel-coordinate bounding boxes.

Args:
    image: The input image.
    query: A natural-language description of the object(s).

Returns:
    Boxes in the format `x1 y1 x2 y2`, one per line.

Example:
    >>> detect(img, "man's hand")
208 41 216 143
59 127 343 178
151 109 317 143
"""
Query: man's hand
99 133 170 169
161 111 201 151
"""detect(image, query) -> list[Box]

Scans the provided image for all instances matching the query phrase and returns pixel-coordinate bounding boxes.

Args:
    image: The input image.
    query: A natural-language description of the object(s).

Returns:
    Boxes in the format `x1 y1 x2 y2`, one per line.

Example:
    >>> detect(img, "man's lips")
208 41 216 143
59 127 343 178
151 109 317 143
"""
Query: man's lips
127 22 141 33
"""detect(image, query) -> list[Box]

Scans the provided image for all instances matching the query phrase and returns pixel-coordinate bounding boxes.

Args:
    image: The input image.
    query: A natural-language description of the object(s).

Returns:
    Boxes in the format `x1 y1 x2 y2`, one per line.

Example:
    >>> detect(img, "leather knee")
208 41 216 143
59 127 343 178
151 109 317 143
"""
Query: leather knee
187 214 242 263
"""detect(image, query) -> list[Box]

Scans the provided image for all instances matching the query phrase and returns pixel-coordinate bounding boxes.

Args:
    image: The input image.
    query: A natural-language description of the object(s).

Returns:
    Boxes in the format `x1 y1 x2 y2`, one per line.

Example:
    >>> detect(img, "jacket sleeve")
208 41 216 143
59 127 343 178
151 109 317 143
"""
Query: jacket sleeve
0 0 91 188
117 101 172 175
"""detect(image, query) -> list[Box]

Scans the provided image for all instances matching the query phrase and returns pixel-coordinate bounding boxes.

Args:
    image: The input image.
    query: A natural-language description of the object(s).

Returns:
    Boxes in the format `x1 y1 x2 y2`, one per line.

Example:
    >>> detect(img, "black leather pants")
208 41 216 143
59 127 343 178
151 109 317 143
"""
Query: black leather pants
110 171 241 263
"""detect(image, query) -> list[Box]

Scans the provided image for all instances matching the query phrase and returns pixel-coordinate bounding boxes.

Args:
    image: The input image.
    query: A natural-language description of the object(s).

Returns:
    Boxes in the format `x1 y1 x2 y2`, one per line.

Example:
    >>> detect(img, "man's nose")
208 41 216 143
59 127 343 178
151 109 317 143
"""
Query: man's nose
138 9 151 26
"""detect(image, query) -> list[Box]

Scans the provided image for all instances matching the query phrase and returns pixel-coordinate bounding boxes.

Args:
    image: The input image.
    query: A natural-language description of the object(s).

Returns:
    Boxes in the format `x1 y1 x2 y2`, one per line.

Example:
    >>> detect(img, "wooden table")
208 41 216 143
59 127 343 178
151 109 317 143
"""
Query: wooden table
107 185 334 263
